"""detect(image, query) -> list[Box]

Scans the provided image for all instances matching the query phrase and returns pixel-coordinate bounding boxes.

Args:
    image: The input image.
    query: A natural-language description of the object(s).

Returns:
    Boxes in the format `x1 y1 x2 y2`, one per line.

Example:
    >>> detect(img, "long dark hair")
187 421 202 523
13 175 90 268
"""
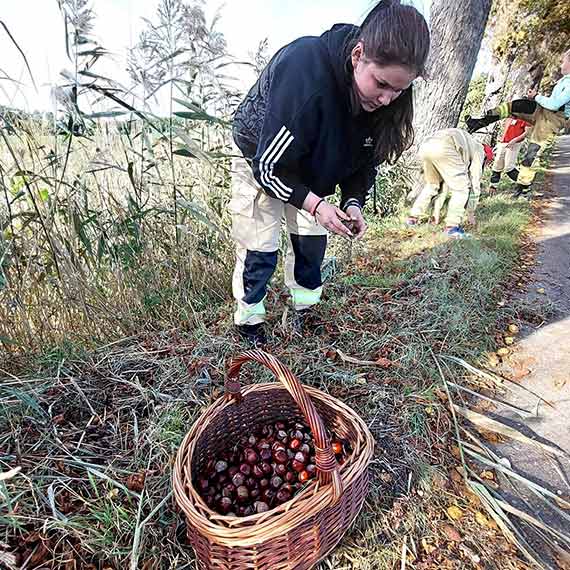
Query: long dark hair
347 0 430 164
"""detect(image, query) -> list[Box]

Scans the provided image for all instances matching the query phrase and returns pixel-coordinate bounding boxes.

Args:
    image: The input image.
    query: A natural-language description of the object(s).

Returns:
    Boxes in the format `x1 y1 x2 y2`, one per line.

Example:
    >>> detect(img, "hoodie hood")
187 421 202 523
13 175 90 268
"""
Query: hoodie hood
322 24 360 113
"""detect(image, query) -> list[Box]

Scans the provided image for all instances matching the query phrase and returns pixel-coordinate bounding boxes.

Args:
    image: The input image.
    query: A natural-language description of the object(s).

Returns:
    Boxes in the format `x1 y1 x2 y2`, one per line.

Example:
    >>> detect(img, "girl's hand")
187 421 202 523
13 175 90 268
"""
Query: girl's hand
314 202 353 237
346 205 367 239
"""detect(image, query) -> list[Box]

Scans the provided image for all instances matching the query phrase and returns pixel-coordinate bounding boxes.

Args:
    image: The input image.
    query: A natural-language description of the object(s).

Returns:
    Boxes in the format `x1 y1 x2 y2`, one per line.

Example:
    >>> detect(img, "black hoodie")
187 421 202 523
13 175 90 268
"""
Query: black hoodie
232 24 378 211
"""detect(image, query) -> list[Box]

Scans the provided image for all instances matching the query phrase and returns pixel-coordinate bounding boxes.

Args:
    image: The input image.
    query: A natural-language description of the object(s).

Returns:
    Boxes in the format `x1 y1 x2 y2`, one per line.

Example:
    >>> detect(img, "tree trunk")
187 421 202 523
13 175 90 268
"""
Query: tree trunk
411 0 493 149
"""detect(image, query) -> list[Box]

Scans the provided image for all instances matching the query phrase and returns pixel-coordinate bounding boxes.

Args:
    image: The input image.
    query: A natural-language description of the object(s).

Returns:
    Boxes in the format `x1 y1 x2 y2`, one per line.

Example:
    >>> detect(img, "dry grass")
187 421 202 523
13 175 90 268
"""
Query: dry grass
2 184 546 569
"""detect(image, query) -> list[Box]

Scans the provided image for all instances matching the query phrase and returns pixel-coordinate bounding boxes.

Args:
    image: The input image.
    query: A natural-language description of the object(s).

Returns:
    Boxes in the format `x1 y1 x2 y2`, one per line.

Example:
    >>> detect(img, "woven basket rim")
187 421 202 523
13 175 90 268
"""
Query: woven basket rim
172 382 374 545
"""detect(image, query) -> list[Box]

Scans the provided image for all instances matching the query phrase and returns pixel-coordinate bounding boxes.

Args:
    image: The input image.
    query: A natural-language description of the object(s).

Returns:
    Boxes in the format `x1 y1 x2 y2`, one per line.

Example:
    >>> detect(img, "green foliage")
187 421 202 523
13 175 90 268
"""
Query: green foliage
371 162 415 218
459 74 487 127
490 0 569 88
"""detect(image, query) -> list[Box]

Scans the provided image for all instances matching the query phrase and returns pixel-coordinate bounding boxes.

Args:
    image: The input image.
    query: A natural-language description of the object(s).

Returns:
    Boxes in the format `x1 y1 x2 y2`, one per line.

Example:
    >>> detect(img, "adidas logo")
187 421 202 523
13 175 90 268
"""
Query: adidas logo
364 137 373 147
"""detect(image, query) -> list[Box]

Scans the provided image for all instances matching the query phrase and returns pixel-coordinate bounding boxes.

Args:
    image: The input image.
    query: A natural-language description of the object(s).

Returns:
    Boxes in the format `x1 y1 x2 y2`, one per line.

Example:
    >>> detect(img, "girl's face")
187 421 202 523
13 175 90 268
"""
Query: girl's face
351 42 416 112
561 53 570 76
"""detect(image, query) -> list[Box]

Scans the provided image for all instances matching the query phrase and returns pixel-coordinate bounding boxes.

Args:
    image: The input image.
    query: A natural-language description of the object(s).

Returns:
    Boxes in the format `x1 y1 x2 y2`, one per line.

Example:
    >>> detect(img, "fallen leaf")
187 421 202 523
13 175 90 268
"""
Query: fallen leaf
64 551 77 570
447 505 463 521
337 349 396 368
554 377 567 389
442 524 462 542
126 471 146 492
324 348 337 360
497 348 510 357
451 469 463 484
29 541 50 566
537 288 546 294
487 353 500 367
504 336 514 345
508 324 519 334
510 365 531 382
380 472 393 484
480 470 495 481
475 511 490 526
375 356 394 368
421 537 437 554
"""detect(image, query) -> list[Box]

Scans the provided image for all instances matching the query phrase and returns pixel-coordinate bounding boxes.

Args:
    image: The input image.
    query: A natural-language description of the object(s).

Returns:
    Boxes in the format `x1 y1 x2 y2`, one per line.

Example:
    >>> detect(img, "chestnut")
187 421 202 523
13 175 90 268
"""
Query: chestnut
219 497 232 513
244 449 259 465
273 463 287 477
273 450 288 464
285 471 296 483
298 470 310 483
236 485 249 502
292 460 305 472
260 449 272 462
232 473 245 488
276 488 291 503
270 475 283 489
290 430 303 441
294 451 307 464
255 501 269 513
228 466 239 477
289 438 301 451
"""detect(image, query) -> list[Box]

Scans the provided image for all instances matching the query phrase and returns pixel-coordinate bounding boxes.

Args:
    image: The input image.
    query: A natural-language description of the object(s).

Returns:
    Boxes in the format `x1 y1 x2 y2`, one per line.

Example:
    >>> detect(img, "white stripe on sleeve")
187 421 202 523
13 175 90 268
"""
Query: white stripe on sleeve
259 126 296 201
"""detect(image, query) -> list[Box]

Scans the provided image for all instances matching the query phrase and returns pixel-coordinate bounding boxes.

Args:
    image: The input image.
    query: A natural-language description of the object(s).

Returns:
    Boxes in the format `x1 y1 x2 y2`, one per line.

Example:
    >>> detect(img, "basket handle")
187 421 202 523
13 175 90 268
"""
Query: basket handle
225 349 343 501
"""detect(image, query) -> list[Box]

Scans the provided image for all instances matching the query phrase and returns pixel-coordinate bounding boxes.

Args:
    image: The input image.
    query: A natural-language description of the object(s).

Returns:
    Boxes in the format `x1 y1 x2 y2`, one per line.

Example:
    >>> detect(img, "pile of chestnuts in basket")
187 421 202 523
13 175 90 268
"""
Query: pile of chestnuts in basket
195 420 348 517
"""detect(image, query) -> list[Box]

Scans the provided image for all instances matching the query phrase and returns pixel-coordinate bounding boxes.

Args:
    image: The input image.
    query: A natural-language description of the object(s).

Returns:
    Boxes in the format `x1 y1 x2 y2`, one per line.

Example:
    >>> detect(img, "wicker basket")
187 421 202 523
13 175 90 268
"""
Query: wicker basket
173 350 374 569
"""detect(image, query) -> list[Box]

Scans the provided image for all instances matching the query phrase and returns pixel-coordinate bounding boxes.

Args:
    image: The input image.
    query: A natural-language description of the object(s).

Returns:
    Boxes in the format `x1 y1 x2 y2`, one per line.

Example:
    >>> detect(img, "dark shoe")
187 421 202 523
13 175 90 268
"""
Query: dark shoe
236 323 267 347
466 114 500 134
506 168 519 182
490 171 501 185
293 308 323 335
513 185 530 199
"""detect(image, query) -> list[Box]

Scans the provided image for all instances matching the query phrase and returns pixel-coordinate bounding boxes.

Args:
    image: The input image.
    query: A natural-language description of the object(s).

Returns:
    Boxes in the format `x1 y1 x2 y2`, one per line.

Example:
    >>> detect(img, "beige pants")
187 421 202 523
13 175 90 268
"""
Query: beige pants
510 106 566 145
410 137 471 227
230 155 327 326
493 141 522 173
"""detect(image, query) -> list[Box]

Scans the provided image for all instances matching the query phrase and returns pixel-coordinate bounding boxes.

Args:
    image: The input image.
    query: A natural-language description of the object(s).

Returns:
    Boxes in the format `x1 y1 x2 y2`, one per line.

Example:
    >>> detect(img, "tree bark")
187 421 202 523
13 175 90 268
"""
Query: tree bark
411 0 493 150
